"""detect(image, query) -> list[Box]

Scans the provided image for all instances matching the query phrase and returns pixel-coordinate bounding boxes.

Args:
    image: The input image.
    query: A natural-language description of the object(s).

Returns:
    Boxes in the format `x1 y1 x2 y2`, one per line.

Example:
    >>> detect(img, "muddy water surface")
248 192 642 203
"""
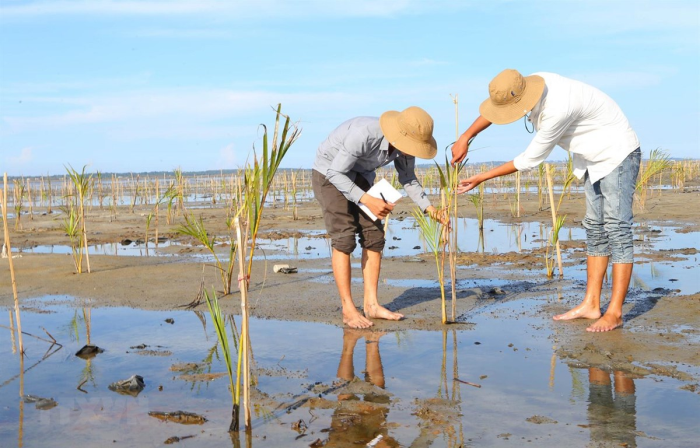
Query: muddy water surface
1 294 697 447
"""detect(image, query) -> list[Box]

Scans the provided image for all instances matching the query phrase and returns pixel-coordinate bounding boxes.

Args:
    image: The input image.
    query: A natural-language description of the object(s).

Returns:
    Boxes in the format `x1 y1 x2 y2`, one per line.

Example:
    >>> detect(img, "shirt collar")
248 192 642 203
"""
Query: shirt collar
380 137 390 152
529 85 548 120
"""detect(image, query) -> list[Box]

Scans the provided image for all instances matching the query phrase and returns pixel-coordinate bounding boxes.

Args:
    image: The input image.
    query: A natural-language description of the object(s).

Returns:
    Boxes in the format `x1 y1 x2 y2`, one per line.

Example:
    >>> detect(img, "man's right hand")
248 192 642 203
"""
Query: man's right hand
450 136 469 165
360 194 394 220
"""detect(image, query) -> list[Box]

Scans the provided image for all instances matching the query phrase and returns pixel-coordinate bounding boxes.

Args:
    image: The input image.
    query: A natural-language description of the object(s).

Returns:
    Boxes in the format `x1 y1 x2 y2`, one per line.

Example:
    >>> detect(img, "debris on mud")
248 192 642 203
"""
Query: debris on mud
132 348 172 357
164 435 196 444
22 394 57 410
177 373 226 382
291 418 308 433
148 411 208 425
274 264 298 274
170 362 200 372
526 415 558 424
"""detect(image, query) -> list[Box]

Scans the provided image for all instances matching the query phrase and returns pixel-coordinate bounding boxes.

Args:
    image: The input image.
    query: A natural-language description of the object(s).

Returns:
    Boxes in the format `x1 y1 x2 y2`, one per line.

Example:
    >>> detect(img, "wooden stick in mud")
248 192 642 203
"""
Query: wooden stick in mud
234 217 251 429
544 164 563 278
2 173 24 354
453 377 481 388
516 170 521 218
0 324 60 346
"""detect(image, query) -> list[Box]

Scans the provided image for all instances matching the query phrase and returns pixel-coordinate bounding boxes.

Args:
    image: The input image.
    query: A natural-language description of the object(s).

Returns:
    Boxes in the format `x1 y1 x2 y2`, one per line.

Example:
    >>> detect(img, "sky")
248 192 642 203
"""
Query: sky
1 0 699 176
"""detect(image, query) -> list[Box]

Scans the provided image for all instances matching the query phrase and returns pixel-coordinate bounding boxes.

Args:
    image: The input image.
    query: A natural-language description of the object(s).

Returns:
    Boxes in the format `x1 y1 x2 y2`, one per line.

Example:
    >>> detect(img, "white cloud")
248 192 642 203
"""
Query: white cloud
568 71 665 91
133 28 234 39
6 147 34 165
538 0 699 45
215 143 237 168
2 89 364 131
409 58 449 67
0 0 456 18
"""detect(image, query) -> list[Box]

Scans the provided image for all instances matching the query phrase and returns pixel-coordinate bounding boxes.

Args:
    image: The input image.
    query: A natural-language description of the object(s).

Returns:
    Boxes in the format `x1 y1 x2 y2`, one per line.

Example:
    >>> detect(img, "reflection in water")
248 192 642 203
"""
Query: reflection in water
328 329 398 447
410 329 465 448
9 310 17 354
587 368 637 447
18 355 24 448
477 228 485 253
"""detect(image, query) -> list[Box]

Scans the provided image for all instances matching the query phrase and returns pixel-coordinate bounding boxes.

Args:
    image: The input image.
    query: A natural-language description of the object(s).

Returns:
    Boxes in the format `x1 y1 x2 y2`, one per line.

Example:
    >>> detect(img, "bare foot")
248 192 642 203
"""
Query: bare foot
552 301 601 321
343 308 374 329
364 304 404 321
586 314 623 332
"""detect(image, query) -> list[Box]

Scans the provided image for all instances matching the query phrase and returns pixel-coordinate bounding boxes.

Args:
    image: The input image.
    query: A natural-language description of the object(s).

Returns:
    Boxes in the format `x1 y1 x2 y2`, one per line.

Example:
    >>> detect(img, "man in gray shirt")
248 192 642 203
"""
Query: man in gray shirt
312 106 445 329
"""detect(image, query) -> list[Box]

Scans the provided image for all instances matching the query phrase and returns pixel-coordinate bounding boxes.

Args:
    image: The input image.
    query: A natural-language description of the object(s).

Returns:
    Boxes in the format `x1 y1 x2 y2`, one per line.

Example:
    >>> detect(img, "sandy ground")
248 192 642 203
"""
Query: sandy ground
2 186 700 390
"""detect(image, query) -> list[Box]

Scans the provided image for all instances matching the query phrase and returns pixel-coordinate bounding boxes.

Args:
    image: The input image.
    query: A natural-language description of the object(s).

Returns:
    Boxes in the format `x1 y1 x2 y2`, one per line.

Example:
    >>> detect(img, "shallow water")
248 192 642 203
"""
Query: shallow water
16 218 699 296
1 295 697 447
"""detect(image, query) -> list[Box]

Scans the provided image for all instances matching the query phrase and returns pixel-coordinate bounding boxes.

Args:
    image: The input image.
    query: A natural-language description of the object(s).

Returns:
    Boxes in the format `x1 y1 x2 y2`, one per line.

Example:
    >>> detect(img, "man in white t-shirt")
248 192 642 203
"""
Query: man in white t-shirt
452 69 641 332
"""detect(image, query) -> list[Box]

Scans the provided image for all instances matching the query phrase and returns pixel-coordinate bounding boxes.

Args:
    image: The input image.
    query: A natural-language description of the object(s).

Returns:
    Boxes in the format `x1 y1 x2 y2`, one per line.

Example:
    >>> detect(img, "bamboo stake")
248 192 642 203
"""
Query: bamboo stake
26 178 33 221
155 178 160 247
516 171 521 218
544 164 563 278
234 217 251 429
2 173 23 354
450 93 459 321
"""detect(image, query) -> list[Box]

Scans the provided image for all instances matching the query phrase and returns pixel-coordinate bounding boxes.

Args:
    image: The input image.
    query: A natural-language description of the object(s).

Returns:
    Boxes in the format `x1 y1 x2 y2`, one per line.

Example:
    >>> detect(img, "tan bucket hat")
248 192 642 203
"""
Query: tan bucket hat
479 69 545 125
379 106 437 159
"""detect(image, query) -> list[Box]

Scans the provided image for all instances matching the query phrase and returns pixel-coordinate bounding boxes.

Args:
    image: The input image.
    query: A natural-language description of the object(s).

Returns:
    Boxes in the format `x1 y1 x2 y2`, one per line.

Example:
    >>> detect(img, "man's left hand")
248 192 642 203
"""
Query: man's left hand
425 206 450 227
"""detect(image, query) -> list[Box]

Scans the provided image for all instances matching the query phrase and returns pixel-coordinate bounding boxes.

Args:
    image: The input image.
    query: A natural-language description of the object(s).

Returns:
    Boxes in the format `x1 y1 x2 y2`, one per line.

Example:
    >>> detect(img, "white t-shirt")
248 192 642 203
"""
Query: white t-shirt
513 72 639 183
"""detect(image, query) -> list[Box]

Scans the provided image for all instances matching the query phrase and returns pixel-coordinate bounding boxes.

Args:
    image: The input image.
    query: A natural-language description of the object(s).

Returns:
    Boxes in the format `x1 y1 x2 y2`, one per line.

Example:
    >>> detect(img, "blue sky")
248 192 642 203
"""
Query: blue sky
1 0 698 176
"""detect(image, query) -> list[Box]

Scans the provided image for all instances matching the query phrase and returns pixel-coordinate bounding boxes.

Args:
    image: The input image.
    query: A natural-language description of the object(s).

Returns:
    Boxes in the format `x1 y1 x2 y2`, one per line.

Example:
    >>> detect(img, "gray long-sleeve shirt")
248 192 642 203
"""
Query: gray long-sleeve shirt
312 116 432 211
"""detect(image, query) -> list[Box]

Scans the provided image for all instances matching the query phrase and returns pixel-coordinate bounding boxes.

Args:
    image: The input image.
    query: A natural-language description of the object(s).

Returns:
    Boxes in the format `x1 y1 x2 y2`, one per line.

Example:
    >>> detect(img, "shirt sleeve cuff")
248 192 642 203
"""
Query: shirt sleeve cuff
348 185 365 204
513 154 535 172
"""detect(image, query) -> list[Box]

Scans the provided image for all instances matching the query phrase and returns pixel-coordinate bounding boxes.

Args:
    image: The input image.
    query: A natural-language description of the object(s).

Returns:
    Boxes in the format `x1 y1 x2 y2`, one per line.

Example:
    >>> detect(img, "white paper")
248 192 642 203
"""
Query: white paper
358 178 402 221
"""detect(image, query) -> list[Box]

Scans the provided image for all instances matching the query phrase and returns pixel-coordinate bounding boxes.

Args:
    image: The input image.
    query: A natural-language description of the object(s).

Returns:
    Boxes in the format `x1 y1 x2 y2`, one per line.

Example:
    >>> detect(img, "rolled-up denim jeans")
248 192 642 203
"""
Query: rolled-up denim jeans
582 148 641 264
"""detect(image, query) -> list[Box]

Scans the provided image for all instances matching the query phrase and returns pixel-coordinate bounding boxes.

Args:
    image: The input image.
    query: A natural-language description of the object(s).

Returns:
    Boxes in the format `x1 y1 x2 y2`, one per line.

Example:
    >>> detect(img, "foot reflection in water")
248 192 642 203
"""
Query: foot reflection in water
587 367 637 447
325 329 398 447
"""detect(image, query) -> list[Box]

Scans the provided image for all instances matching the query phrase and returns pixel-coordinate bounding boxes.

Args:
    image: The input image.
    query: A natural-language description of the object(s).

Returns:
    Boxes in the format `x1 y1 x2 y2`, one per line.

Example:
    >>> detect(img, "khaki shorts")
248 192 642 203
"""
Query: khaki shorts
312 169 385 254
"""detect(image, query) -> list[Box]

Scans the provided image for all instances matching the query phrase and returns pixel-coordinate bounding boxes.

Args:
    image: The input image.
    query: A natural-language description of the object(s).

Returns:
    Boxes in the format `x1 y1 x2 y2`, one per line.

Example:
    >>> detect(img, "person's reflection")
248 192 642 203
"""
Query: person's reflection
326 329 398 447
587 367 637 447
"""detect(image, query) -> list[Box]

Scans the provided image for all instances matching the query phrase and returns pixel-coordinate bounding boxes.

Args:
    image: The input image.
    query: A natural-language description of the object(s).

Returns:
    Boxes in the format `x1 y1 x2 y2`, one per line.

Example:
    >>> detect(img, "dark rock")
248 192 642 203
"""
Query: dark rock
75 344 104 359
165 318 174 324
23 394 57 410
108 375 146 397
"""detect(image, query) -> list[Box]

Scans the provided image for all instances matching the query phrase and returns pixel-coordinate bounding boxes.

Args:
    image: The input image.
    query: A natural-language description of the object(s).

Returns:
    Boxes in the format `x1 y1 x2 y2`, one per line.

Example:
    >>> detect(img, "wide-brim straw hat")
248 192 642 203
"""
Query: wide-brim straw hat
479 69 545 125
380 106 437 159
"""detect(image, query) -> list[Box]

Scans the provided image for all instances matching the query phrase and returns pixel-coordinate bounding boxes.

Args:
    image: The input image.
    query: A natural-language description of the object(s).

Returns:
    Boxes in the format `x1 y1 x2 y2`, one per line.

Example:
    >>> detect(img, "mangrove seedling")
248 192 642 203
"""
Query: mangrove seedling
177 212 237 295
65 165 93 273
436 151 467 322
232 104 301 431
62 207 83 273
636 148 671 211
413 207 448 324
204 288 239 433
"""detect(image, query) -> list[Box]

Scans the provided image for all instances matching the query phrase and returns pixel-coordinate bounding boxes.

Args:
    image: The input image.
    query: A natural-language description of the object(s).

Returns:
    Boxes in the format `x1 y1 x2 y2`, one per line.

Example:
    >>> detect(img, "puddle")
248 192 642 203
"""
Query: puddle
1 296 698 447
13 218 700 294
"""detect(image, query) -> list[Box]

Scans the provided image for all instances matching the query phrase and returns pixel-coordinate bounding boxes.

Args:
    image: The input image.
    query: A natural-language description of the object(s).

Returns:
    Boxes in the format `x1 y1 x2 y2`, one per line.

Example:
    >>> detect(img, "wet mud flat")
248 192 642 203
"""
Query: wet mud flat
1 287 698 447
2 189 700 446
